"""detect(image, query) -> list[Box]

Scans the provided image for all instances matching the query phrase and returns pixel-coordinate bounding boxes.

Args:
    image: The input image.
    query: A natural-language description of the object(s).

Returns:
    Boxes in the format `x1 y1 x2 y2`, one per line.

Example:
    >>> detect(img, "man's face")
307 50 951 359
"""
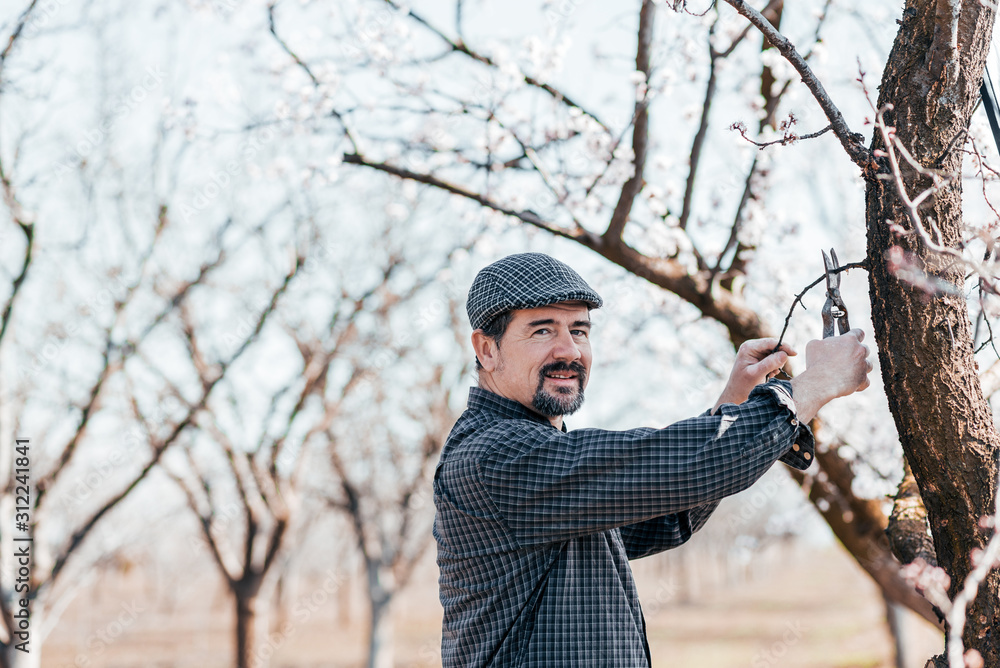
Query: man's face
483 302 592 418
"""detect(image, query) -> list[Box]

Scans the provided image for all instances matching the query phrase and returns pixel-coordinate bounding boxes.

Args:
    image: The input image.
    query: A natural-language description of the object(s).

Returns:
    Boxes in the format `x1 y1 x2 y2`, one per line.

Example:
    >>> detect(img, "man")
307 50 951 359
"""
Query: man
433 252 872 666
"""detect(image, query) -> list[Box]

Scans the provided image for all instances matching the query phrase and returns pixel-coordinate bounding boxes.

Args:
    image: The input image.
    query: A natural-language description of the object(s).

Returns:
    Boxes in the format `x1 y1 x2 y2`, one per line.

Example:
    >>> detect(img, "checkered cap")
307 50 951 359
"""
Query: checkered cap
466 253 603 330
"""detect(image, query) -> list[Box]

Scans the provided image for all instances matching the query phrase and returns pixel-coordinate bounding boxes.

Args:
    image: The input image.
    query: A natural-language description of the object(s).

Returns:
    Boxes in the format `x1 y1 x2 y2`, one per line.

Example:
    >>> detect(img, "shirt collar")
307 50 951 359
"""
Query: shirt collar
467 387 568 432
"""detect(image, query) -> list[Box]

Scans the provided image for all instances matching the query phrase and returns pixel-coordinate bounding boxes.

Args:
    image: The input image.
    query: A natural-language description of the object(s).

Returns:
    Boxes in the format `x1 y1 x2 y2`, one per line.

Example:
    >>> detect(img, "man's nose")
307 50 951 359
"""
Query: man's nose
551 329 582 361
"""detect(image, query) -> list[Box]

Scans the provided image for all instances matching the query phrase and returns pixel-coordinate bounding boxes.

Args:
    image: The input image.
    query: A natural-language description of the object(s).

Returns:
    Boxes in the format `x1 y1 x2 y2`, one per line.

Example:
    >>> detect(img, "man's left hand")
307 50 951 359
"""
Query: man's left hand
711 338 796 414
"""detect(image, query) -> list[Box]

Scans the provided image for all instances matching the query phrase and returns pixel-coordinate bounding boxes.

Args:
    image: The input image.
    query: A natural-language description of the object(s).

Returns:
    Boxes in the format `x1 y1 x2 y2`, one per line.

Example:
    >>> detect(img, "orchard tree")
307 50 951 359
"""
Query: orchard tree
260 0 1000 663
0 2 316 665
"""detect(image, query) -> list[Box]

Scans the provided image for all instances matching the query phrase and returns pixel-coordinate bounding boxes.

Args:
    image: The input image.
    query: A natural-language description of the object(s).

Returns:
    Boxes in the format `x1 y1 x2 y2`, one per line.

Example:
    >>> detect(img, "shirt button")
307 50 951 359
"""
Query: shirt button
804 452 812 461
792 443 800 452
790 418 799 426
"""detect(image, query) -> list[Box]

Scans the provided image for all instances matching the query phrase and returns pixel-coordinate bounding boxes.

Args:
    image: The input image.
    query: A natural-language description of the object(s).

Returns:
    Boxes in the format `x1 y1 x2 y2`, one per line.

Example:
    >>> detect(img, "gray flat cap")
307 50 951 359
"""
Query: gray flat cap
466 252 603 330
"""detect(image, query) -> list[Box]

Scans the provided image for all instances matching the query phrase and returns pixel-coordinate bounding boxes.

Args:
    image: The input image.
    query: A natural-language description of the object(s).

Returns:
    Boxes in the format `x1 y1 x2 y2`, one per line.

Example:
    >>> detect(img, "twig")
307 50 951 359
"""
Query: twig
267 3 360 153
945 469 1000 668
380 0 610 134
731 121 832 148
0 0 40 87
720 0 871 168
872 103 1000 295
772 260 869 352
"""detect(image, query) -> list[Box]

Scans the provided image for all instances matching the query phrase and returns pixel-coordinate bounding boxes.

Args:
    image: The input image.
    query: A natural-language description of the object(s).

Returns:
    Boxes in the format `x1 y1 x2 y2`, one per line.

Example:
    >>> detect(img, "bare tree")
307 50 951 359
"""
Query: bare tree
316 257 467 668
168 412 293 668
0 3 309 665
279 215 469 668
325 357 461 668
163 242 378 668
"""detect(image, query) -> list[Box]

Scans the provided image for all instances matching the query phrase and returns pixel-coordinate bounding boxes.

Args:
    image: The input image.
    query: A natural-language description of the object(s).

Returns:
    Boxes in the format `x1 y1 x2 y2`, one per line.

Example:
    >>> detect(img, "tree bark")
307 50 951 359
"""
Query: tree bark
866 0 999 661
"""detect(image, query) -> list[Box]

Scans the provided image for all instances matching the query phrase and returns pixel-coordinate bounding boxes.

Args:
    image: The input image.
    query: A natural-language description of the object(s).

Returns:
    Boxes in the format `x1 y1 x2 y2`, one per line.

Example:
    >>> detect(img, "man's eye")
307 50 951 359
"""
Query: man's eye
534 328 550 335
572 330 588 337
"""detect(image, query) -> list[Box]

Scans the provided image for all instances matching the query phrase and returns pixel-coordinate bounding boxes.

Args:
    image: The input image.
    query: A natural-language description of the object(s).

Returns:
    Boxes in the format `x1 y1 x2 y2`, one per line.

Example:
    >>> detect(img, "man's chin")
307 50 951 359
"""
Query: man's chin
531 387 585 417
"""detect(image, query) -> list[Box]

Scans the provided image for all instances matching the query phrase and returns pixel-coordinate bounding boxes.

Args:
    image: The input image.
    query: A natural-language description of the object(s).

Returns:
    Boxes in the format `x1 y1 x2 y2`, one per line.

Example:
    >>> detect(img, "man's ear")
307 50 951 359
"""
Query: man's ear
471 330 499 372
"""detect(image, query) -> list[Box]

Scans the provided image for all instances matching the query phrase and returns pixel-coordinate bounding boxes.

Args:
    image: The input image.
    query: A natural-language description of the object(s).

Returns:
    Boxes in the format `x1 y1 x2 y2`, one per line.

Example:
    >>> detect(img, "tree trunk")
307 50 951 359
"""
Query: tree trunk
7 606 38 668
866 0 999 662
234 583 260 668
9 647 38 668
884 593 908 668
271 573 286 635
10 641 42 668
367 561 394 668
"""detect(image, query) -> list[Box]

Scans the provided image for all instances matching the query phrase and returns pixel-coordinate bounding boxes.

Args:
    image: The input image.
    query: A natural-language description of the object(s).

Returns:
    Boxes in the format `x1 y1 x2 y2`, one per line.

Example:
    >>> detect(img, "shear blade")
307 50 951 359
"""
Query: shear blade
823 249 840 290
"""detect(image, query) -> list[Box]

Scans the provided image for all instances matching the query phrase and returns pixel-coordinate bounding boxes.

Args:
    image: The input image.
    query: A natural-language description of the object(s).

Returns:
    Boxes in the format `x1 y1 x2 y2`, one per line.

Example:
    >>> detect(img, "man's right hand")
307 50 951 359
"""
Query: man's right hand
790 329 873 423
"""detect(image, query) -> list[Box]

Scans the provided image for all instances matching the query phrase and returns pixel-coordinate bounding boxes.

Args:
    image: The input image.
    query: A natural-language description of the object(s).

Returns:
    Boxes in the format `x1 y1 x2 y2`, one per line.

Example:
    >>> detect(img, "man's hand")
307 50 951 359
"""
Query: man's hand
790 329 873 423
712 338 796 414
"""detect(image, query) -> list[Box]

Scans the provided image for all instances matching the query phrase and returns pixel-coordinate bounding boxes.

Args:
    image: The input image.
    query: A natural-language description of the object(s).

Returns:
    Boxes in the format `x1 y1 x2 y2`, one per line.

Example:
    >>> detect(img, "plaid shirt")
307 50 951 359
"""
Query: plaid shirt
433 381 814 667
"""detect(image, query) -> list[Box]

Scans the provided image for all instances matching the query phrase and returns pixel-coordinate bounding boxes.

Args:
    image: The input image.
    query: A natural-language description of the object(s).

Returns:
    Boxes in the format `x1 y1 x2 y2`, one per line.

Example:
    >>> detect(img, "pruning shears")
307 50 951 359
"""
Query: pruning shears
822 248 851 338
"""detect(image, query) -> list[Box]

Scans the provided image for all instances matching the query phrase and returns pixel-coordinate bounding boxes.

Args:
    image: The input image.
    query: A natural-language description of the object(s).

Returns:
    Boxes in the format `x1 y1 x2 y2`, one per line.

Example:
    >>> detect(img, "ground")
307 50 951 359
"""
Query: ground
44 542 942 667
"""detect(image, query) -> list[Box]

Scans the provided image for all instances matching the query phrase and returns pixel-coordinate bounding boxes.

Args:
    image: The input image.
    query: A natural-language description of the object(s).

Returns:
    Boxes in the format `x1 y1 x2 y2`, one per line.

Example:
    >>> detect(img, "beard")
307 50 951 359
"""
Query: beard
531 361 587 417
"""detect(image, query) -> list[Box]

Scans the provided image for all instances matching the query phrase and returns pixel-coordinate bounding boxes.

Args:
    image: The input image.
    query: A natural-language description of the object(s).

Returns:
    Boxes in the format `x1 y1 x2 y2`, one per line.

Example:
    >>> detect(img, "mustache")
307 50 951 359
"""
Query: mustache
539 361 587 382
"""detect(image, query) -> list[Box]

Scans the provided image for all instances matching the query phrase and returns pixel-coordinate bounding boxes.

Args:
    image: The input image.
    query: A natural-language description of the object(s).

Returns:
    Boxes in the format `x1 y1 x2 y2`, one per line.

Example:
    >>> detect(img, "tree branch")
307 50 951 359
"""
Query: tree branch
870 103 1000 294
0 0 39 88
604 0 655 242
267 2 359 152
0 155 33 348
260 517 288 575
731 121 832 148
680 25 720 232
168 463 237 585
380 0 611 134
42 256 303 595
36 236 232 507
720 0 873 169
887 459 938 569
771 260 869 351
342 152 598 244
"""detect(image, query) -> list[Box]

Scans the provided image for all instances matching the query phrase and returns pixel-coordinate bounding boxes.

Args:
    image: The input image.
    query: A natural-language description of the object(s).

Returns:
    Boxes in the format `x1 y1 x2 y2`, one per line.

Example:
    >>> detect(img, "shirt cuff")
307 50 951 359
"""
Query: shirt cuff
759 379 815 470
